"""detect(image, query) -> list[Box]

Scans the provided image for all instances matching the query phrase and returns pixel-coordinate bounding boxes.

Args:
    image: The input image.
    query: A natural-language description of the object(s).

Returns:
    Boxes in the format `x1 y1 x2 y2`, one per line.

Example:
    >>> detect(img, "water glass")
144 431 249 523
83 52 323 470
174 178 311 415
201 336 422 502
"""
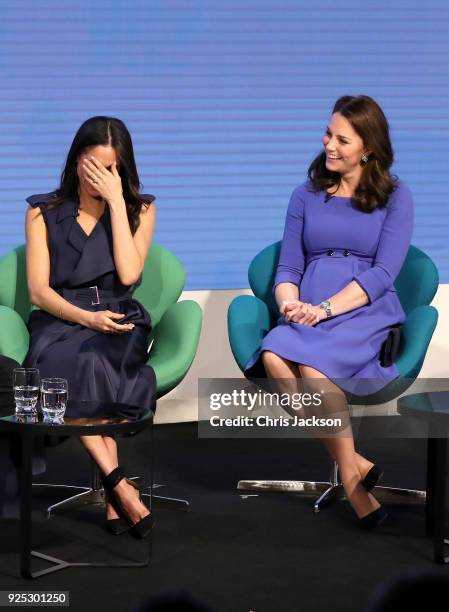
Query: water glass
13 368 40 416
41 378 68 421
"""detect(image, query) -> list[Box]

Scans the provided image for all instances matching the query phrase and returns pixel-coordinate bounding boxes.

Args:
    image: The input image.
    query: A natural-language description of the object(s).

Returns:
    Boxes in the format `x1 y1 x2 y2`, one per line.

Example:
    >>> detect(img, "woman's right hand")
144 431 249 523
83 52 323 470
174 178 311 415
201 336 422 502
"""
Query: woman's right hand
85 310 135 334
279 300 301 316
283 301 320 326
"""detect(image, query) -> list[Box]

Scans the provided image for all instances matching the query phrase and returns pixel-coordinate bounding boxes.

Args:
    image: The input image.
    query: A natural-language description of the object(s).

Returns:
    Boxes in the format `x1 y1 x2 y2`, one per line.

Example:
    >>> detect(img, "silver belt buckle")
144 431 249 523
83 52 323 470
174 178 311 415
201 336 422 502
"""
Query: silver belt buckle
90 286 100 305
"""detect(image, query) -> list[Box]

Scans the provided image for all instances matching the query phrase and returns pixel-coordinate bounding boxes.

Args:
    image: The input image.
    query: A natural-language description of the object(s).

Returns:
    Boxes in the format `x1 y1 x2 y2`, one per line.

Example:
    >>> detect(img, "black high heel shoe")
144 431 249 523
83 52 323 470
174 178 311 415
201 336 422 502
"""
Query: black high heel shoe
105 492 130 536
359 506 388 529
125 479 154 540
361 464 383 492
101 467 153 539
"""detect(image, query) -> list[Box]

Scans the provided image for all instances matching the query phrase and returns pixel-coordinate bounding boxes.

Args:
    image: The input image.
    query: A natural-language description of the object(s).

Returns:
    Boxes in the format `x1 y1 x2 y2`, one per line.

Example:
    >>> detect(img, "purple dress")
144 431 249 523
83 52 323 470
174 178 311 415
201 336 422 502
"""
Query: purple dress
22 192 156 414
245 180 414 395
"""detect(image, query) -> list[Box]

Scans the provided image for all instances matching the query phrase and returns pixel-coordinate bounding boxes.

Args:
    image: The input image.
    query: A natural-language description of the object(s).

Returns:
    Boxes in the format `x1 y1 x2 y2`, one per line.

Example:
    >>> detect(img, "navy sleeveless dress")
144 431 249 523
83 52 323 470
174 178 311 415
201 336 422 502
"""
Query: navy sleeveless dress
23 192 156 414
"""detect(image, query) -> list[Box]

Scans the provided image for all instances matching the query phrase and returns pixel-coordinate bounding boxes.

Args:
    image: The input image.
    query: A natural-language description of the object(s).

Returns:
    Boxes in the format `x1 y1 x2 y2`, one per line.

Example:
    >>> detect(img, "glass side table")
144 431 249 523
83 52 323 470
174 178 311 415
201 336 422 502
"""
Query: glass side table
0 400 153 579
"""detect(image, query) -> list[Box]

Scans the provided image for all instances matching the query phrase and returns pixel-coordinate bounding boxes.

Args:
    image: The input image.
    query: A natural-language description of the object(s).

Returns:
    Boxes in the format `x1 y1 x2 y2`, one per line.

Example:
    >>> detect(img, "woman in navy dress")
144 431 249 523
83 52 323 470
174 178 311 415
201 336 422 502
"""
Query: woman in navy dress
23 116 156 536
245 95 413 527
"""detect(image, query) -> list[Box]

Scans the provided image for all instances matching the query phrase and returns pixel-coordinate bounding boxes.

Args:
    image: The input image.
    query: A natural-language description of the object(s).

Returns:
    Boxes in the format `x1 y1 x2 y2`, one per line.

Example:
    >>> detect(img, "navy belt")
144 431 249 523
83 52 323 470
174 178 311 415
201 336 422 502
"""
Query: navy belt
59 286 133 306
306 250 374 265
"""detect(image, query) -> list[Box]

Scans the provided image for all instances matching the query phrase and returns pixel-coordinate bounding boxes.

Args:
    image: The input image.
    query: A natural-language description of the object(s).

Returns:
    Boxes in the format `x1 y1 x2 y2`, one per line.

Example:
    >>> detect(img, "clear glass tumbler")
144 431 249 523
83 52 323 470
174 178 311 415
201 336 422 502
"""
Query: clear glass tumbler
13 368 40 416
40 378 68 421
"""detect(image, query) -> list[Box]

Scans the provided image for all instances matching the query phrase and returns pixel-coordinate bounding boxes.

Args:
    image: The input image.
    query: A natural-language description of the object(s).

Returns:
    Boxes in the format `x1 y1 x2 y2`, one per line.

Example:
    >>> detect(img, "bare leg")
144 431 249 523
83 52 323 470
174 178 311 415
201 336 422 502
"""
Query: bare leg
354 452 375 479
103 436 119 466
298 365 380 518
79 435 150 524
261 353 374 478
261 351 304 416
317 440 375 481
101 436 149 522
103 436 119 521
80 435 116 475
262 351 301 379
261 352 379 519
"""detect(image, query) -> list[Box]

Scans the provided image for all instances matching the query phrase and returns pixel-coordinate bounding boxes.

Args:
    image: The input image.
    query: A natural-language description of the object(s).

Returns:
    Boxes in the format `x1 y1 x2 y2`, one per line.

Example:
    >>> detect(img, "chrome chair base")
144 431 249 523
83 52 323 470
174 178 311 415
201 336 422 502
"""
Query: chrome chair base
34 462 106 518
237 479 345 513
364 485 426 505
32 483 104 518
150 494 190 512
237 461 426 513
34 486 190 517
34 468 190 517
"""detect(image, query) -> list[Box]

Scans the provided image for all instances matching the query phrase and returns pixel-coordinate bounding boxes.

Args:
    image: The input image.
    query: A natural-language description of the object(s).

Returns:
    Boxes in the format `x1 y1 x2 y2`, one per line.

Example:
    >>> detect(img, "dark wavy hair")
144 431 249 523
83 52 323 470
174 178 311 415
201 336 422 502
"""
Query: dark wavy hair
307 95 398 212
50 116 154 234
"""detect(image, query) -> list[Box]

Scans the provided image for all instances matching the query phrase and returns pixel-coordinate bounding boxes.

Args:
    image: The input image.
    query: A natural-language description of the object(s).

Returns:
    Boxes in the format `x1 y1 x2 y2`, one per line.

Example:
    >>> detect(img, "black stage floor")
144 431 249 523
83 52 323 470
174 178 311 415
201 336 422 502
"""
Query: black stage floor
0 422 447 612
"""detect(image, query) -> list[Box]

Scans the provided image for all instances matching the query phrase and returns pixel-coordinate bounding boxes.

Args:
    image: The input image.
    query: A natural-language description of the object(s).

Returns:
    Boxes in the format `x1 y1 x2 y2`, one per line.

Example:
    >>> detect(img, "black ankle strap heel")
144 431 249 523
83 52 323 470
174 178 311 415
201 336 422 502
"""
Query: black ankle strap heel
101 467 153 538
101 467 125 491
101 467 131 536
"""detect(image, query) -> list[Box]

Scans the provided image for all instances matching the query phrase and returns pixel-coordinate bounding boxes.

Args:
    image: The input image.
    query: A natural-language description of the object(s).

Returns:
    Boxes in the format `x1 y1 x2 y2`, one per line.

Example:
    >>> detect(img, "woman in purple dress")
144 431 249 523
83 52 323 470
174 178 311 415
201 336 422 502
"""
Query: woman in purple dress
245 95 413 527
23 117 156 537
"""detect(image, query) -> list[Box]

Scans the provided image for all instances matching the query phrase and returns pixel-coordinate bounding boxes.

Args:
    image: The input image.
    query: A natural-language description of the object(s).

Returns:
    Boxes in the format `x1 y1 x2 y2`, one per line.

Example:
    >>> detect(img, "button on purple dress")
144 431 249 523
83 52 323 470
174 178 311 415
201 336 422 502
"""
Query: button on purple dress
245 180 414 394
23 192 156 414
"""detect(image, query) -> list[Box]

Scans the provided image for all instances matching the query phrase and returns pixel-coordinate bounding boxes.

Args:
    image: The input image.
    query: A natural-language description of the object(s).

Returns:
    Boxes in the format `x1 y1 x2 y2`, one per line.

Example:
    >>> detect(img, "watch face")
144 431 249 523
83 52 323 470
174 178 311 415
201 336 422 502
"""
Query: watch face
320 301 331 317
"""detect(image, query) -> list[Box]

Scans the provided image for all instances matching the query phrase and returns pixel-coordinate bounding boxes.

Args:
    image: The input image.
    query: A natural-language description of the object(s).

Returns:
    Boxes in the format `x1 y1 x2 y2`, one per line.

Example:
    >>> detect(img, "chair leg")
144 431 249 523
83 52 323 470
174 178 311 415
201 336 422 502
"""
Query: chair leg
312 461 344 513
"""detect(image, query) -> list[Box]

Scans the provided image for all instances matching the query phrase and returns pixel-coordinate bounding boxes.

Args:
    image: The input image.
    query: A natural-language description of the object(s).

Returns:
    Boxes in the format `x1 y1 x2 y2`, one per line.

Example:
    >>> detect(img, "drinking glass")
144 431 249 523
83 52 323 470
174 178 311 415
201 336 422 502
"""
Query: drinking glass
13 368 40 416
40 378 68 421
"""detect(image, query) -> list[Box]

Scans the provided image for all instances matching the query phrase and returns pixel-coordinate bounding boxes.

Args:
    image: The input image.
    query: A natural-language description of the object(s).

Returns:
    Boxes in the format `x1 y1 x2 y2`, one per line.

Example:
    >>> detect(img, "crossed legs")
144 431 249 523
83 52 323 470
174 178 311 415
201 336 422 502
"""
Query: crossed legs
79 435 149 524
261 351 380 519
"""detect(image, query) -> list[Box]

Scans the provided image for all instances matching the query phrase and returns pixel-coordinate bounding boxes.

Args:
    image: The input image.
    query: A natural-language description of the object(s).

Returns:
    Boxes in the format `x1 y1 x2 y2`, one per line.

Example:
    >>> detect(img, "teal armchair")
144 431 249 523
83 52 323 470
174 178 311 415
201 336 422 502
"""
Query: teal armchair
228 243 439 511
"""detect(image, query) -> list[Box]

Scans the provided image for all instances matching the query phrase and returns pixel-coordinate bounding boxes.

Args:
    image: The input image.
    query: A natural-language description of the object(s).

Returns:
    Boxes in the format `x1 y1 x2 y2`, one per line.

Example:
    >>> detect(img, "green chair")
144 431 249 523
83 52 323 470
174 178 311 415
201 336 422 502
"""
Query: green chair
0 243 202 513
228 242 439 511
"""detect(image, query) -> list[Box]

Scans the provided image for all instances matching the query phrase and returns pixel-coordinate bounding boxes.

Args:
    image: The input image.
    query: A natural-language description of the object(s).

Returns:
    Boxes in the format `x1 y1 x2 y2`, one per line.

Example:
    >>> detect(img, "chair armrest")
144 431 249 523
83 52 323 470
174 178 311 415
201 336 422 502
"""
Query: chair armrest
395 305 438 378
147 300 202 397
0 305 29 364
227 295 272 372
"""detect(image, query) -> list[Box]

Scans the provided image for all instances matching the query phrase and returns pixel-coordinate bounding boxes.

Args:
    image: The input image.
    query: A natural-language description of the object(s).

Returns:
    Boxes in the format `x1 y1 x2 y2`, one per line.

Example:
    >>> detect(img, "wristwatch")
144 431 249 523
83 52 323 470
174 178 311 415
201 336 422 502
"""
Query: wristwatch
319 300 332 318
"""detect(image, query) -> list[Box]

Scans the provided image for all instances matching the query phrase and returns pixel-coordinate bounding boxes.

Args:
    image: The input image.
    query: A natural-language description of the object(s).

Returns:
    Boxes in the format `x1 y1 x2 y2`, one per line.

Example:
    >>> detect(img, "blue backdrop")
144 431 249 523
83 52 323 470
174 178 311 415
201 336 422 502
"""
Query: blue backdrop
1 0 448 289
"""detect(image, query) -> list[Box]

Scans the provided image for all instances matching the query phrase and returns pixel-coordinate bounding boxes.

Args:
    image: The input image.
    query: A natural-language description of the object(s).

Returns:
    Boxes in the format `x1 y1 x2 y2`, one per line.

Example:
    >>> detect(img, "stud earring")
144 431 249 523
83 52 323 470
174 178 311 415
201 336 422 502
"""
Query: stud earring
361 153 369 163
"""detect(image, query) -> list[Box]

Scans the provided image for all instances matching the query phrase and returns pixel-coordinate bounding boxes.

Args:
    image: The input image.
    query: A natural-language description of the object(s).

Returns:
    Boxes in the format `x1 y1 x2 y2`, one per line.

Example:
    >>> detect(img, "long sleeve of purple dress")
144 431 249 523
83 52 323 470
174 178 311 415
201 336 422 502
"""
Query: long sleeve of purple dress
245 179 414 394
274 186 306 290
353 184 414 303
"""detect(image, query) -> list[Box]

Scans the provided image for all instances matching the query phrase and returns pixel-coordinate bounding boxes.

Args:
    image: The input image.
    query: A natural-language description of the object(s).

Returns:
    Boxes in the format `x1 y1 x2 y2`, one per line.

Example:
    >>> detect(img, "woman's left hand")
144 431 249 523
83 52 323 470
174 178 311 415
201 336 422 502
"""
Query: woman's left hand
284 301 324 326
82 156 124 205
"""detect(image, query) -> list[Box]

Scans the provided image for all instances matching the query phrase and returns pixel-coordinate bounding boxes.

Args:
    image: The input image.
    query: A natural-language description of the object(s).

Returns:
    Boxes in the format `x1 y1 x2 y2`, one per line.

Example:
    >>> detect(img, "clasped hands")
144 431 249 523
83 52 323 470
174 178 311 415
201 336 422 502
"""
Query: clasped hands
280 300 326 326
